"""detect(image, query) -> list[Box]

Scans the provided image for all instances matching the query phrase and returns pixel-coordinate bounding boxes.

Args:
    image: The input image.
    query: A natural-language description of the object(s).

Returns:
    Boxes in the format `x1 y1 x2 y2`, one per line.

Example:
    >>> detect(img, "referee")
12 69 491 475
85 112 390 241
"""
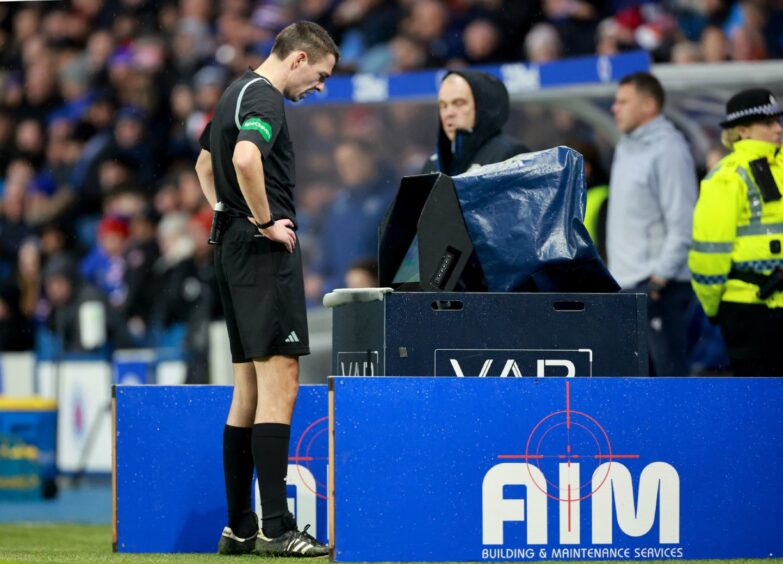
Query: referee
194 22 338 557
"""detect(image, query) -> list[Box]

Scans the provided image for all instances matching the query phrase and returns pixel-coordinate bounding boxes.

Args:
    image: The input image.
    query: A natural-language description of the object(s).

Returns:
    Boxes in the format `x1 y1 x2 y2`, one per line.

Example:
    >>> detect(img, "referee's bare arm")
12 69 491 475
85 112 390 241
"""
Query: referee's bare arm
195 149 218 209
232 140 297 253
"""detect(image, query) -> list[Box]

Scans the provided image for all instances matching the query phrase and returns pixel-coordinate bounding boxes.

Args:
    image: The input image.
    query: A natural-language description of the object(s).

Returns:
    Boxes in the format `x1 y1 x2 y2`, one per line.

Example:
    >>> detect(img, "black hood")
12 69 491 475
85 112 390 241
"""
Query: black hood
436 69 511 175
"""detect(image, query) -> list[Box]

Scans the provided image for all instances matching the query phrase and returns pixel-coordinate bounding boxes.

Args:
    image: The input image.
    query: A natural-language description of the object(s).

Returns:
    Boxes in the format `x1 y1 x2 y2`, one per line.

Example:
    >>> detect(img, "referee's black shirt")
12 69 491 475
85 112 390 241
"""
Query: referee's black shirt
200 70 297 223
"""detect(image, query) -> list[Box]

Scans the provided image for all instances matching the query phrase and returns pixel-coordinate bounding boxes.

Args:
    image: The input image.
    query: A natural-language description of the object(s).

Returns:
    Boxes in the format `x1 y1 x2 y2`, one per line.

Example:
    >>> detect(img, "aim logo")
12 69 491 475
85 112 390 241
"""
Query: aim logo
482 381 680 546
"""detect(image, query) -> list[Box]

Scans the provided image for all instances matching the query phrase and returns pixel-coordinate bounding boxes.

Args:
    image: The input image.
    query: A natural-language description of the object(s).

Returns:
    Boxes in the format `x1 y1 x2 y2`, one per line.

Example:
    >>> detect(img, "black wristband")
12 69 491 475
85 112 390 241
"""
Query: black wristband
257 218 275 230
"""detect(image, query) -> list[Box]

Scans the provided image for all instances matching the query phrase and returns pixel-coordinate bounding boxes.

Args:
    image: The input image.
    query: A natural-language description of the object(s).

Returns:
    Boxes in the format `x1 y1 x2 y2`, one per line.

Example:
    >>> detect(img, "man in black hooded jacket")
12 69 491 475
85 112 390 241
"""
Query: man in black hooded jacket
422 69 528 175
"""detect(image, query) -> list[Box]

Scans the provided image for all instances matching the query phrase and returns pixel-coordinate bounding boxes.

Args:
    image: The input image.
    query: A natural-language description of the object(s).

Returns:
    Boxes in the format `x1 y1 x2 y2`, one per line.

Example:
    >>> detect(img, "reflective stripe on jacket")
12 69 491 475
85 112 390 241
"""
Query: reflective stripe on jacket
689 139 783 316
584 184 608 247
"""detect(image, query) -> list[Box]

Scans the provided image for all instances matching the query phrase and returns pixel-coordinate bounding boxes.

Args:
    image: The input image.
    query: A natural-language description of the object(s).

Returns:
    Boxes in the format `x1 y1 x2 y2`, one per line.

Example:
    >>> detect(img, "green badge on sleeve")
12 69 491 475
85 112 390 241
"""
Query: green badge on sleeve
240 117 273 142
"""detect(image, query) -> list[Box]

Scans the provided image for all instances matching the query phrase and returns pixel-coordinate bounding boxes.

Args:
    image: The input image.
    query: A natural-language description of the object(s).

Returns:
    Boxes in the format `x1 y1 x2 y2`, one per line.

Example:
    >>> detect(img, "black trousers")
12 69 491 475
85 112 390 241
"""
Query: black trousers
717 302 783 376
628 280 693 376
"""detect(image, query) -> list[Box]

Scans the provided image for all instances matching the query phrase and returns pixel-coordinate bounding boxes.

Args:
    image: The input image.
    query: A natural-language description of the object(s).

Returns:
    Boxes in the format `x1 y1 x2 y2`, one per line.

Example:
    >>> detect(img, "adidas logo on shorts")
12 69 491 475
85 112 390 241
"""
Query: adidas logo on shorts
285 331 300 343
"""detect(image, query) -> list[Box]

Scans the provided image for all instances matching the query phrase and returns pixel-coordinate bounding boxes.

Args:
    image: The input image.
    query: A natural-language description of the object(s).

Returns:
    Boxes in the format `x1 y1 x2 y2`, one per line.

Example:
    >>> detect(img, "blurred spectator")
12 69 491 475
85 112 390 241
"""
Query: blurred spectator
0 109 15 173
704 142 730 171
193 65 227 115
763 6 783 58
524 22 564 62
4 159 35 190
151 212 213 382
150 213 198 330
299 0 339 37
0 279 34 351
607 72 697 376
312 139 394 297
77 105 155 214
465 1 544 63
358 32 428 73
42 252 123 353
80 215 129 308
171 19 214 82
685 141 732 376
38 219 76 263
103 186 149 218
332 0 401 69
177 166 212 216
596 17 638 55
25 172 75 230
186 211 220 382
345 257 379 289
728 24 767 61
700 25 730 61
0 171 32 273
612 3 679 61
13 118 45 167
399 0 458 66
67 92 116 192
670 40 703 63
153 174 182 216
83 29 115 79
569 139 610 262
422 70 528 175
543 0 603 57
19 61 63 123
26 118 80 227
168 83 199 160
461 18 504 65
123 208 161 344
16 239 41 323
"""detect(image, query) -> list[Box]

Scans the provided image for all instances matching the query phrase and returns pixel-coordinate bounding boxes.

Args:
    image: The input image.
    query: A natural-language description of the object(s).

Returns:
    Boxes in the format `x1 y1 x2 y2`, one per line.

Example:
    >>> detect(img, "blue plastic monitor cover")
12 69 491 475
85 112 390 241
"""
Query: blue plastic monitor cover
452 146 617 292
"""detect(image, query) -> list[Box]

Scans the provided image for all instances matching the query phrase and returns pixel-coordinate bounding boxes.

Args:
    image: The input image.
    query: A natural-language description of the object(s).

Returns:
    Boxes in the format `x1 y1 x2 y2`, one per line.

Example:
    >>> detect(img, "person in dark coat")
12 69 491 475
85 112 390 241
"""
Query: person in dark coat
0 282 34 351
422 69 528 175
42 252 127 353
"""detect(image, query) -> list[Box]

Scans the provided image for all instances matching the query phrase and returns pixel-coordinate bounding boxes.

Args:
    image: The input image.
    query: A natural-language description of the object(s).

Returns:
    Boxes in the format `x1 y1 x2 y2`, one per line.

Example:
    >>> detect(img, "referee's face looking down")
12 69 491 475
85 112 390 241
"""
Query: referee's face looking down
284 51 336 102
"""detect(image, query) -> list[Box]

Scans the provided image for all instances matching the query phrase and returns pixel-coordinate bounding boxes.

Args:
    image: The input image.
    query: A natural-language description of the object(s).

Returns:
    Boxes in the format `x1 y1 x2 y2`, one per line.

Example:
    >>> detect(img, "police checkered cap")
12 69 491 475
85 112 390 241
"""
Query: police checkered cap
720 88 783 129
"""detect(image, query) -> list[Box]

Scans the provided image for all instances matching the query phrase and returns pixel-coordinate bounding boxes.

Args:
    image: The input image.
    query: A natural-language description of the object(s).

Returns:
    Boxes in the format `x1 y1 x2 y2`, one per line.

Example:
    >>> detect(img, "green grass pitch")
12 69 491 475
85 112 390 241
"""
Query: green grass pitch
1 524 781 564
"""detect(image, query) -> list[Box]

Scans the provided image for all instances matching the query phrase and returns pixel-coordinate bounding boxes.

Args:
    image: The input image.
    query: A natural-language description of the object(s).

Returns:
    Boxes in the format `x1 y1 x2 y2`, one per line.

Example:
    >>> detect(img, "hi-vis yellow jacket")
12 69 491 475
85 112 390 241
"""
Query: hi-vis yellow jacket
689 139 783 317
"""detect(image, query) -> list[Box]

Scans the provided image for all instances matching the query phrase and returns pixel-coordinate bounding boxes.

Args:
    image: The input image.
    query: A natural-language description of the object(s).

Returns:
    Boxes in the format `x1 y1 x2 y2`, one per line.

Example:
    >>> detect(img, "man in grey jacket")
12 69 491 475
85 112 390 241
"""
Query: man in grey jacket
607 72 697 376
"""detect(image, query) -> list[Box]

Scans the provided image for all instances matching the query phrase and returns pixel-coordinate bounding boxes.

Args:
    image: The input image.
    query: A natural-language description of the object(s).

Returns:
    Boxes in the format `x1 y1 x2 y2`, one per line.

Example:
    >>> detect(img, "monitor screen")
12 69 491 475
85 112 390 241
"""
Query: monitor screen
391 235 420 285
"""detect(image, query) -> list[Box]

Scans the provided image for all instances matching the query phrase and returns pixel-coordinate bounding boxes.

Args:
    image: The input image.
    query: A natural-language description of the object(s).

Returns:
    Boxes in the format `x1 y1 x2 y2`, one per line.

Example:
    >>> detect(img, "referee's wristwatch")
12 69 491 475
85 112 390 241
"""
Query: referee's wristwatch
257 218 275 230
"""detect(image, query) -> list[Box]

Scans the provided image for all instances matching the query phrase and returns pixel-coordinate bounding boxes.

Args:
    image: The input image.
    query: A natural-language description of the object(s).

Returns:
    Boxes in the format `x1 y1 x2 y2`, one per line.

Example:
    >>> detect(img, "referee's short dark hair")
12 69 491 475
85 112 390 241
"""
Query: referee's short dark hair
619 72 665 110
272 21 340 65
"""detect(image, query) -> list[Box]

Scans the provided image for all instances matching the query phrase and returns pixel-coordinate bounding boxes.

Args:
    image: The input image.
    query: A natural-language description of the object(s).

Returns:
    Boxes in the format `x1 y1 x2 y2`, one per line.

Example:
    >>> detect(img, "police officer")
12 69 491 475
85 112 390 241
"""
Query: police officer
689 88 783 375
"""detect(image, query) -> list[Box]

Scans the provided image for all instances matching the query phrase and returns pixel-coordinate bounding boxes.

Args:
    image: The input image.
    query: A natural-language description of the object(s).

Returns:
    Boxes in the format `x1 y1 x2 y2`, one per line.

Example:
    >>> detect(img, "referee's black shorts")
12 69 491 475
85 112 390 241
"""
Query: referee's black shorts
215 217 310 362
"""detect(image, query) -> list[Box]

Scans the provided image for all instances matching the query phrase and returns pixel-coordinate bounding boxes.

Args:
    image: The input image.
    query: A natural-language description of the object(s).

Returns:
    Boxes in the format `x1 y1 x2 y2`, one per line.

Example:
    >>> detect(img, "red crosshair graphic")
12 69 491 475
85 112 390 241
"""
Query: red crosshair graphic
497 381 639 532
289 416 330 500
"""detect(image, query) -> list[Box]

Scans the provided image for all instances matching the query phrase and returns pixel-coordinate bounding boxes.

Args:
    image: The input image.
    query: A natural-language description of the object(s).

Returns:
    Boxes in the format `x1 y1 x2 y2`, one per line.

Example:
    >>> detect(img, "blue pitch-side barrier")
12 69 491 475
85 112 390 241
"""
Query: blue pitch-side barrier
331 377 783 561
114 385 328 553
294 51 650 105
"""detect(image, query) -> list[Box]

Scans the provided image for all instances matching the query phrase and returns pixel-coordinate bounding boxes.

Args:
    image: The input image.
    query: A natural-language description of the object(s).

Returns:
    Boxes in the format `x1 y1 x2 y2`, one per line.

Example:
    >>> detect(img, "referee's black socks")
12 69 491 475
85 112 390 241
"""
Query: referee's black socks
252 422 292 539
223 425 257 538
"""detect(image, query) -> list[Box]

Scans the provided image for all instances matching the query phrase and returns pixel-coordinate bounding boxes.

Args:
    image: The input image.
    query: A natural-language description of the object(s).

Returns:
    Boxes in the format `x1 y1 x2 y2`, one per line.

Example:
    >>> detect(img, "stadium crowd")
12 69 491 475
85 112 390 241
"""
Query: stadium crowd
0 0 781 374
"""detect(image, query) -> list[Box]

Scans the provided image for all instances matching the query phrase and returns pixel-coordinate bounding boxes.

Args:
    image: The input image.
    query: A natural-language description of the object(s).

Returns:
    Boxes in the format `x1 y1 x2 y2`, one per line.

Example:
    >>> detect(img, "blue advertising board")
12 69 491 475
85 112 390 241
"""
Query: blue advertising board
331 377 783 561
114 385 328 552
295 51 649 105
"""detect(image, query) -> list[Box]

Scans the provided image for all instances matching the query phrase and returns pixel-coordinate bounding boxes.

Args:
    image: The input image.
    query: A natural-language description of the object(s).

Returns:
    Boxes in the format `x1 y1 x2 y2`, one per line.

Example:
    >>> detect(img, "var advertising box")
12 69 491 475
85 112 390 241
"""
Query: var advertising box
330 377 783 561
330 292 648 377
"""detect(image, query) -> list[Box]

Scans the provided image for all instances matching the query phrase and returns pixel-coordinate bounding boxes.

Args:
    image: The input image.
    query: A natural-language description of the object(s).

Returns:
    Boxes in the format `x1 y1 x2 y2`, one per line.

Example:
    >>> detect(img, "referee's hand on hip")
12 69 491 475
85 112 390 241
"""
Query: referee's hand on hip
257 218 297 253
